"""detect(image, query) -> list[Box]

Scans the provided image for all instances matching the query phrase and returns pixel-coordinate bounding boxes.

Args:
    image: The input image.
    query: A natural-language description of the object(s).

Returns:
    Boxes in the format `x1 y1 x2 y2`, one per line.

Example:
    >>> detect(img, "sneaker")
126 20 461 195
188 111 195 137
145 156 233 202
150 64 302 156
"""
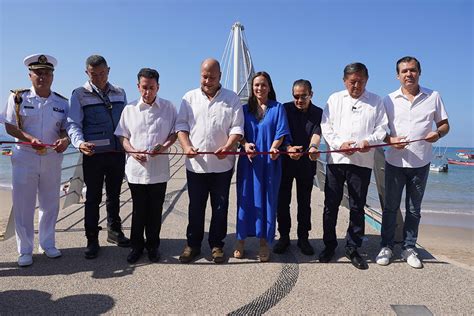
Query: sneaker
211 247 225 264
18 254 33 267
39 246 62 258
179 245 201 263
401 248 423 269
376 247 393 266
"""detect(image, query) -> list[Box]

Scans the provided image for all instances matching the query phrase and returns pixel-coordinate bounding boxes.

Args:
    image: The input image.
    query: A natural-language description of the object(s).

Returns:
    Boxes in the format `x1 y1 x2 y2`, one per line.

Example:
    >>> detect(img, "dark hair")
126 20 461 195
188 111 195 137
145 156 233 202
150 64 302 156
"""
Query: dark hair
248 71 277 115
86 55 108 68
292 79 312 92
343 62 369 79
137 68 160 84
396 56 421 74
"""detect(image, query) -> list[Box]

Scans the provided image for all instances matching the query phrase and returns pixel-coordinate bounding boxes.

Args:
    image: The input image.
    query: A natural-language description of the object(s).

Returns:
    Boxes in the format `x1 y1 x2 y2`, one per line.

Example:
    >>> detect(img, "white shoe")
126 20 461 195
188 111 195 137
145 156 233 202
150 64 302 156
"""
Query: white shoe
39 246 62 258
376 247 393 266
18 254 33 267
401 248 423 269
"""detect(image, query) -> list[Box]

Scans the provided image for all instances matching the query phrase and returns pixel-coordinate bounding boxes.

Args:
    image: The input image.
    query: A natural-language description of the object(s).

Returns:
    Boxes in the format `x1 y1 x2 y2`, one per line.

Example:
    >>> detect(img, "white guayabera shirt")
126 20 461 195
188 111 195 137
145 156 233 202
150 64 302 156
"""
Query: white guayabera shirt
114 97 177 184
321 89 389 169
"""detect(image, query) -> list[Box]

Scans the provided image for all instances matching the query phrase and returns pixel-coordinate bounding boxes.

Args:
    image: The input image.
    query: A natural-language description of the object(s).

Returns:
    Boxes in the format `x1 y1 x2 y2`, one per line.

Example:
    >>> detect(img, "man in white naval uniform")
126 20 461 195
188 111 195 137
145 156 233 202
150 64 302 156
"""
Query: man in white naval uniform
1 54 70 267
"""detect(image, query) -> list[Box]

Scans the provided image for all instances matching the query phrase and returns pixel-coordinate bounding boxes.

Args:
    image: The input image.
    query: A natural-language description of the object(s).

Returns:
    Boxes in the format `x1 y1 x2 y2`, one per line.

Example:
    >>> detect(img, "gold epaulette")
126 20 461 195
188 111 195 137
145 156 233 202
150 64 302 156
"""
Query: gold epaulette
10 88 29 95
53 91 68 101
10 89 30 130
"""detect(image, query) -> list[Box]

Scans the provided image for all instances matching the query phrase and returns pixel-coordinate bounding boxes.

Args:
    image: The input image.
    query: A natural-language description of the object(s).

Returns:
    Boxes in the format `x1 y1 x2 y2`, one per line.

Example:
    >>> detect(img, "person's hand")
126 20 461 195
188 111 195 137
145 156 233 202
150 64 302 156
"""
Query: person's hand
150 144 163 157
79 142 96 156
287 145 303 160
30 138 45 151
424 131 440 143
308 146 320 161
358 140 371 153
132 152 148 163
340 141 357 155
245 142 257 161
215 144 234 160
53 137 69 153
270 147 280 160
389 136 408 149
184 145 198 158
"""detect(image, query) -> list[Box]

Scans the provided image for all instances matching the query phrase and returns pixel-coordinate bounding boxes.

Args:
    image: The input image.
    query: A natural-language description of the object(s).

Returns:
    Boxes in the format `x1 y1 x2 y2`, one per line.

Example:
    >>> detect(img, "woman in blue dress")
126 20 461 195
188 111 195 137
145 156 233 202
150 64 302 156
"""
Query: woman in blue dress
234 71 291 262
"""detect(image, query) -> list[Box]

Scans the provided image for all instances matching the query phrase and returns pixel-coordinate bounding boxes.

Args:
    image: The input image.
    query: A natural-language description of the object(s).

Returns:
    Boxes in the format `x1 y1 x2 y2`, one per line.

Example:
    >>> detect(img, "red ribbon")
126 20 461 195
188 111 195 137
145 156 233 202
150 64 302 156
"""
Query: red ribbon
1 139 425 156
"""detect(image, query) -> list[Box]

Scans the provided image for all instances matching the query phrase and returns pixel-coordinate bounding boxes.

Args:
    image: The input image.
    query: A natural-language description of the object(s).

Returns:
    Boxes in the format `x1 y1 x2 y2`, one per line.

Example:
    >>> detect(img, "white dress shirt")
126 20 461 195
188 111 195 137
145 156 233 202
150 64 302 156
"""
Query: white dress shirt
114 97 177 184
2 87 68 154
175 87 244 173
321 89 389 169
384 86 448 168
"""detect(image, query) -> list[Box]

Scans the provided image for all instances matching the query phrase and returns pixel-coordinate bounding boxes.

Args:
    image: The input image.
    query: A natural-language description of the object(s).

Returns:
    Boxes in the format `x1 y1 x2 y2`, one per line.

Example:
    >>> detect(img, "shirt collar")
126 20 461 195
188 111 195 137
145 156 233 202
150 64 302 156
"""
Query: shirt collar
137 96 160 110
84 81 119 94
200 85 222 100
342 89 368 101
26 87 52 100
394 86 428 99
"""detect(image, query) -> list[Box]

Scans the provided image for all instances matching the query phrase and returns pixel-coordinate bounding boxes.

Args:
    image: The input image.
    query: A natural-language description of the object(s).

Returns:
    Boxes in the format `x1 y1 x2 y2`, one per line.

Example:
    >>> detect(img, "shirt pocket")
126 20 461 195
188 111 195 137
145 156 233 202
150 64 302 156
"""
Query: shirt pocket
19 105 40 126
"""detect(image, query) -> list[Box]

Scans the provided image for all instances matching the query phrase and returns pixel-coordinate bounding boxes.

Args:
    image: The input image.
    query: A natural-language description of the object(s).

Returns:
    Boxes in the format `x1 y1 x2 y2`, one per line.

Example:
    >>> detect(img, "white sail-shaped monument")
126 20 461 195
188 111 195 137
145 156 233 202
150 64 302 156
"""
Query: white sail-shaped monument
221 22 255 104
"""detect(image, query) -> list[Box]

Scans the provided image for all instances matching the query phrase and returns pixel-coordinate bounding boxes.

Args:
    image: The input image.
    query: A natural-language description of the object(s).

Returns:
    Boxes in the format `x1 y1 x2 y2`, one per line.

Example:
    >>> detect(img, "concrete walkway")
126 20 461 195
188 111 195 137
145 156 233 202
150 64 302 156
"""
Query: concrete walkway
0 148 472 314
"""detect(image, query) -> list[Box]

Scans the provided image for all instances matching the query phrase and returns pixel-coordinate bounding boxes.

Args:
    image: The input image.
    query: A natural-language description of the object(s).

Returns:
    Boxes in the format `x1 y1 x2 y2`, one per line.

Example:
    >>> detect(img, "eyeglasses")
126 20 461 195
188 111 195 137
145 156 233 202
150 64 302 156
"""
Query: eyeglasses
293 94 311 101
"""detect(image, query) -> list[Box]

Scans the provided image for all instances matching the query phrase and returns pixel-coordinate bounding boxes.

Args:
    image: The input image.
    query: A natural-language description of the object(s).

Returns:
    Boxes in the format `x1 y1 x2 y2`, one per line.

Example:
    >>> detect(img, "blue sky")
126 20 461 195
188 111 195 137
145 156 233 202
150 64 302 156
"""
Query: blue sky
1 0 472 147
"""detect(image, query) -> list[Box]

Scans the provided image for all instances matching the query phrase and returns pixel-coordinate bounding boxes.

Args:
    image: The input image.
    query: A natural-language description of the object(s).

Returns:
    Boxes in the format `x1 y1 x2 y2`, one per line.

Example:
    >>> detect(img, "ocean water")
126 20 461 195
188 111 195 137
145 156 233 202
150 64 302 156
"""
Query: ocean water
0 133 473 216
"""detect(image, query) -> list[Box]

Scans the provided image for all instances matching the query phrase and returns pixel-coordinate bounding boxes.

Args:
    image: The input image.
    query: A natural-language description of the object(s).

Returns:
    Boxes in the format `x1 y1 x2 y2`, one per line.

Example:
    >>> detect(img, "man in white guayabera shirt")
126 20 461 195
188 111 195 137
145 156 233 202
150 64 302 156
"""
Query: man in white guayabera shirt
115 68 177 264
320 62 388 270
176 58 244 264
376 56 449 269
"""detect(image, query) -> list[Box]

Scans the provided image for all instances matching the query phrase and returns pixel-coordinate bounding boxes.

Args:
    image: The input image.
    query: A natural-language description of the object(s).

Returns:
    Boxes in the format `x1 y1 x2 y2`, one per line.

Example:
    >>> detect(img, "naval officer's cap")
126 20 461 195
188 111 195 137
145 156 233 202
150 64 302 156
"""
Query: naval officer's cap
23 53 57 71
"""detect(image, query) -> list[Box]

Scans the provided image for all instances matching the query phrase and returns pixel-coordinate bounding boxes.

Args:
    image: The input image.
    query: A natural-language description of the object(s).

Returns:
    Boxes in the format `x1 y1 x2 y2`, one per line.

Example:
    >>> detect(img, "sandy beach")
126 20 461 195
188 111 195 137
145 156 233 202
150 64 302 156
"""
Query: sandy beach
0 187 472 269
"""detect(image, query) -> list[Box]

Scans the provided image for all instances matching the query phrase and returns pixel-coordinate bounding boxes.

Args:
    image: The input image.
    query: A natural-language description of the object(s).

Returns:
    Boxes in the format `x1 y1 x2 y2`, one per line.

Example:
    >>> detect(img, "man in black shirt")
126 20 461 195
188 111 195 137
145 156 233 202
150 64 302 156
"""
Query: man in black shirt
274 79 323 256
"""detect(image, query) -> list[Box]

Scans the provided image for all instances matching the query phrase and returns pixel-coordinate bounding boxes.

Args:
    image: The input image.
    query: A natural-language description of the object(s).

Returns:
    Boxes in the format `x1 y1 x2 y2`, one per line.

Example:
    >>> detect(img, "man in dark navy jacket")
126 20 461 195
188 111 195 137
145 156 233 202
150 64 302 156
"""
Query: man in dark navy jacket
274 79 322 256
67 55 130 259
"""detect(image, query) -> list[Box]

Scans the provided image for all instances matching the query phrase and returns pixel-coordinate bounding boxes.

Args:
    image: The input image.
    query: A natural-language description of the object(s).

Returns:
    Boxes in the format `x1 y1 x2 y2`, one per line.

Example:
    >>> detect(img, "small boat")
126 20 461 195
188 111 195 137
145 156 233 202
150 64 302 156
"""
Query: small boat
1 148 12 156
430 163 448 172
456 150 474 160
447 158 474 166
430 146 448 172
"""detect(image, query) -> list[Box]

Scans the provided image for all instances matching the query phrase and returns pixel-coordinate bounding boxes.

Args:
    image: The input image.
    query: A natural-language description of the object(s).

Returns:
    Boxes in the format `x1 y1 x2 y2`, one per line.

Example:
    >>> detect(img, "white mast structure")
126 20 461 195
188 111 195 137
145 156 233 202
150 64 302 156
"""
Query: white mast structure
221 22 255 104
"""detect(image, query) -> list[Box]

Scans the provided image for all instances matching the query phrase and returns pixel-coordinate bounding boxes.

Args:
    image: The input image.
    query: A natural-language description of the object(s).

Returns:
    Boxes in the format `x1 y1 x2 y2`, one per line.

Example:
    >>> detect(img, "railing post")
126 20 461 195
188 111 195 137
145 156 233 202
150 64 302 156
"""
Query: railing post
62 155 84 209
373 147 404 242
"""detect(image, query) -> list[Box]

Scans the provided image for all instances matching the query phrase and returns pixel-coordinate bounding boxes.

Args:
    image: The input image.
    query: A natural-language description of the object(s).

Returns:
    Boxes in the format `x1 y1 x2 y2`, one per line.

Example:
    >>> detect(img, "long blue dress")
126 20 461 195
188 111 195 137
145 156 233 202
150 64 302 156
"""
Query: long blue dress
236 100 291 244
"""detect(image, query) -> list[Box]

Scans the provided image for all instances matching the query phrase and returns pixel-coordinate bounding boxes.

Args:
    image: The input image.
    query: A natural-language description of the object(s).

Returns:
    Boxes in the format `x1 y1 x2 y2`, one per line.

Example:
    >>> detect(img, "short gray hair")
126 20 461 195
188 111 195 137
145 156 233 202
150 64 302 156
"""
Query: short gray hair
343 62 368 79
86 55 108 68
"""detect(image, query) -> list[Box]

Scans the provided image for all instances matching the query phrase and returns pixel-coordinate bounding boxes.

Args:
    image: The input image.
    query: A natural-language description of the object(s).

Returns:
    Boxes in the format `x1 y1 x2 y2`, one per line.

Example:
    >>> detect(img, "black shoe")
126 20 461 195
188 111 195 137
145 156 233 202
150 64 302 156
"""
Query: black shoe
127 249 143 264
273 236 290 254
107 229 131 247
148 248 160 263
318 247 335 263
345 247 368 270
297 239 314 256
84 231 100 259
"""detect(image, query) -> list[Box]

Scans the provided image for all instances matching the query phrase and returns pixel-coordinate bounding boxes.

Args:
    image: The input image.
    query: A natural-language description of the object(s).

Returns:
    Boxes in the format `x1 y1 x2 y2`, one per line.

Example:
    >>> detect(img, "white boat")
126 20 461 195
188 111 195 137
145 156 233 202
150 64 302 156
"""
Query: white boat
430 146 448 173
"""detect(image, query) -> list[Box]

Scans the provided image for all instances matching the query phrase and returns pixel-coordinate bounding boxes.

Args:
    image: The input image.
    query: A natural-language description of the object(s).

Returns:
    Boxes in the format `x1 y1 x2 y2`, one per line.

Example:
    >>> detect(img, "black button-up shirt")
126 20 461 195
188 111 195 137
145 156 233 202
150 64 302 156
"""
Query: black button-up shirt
282 101 323 177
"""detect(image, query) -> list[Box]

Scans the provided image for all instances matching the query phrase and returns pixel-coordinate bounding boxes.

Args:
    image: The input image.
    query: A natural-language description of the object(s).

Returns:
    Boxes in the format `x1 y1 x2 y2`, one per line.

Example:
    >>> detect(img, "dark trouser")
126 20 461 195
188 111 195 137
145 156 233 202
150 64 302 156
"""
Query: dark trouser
128 182 167 251
277 173 314 240
83 152 125 232
186 169 233 249
323 164 371 250
381 162 429 250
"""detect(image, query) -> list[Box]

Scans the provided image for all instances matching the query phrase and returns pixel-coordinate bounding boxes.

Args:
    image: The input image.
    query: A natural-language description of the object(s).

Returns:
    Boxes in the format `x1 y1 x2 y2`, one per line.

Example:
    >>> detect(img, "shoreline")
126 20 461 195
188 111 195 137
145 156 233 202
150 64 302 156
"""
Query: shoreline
1 187 472 268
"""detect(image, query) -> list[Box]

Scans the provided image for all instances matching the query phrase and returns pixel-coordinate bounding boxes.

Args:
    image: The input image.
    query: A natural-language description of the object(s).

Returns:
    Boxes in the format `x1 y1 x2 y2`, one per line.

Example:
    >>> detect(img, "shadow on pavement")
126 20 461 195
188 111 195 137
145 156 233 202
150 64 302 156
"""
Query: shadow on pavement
0 290 114 314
